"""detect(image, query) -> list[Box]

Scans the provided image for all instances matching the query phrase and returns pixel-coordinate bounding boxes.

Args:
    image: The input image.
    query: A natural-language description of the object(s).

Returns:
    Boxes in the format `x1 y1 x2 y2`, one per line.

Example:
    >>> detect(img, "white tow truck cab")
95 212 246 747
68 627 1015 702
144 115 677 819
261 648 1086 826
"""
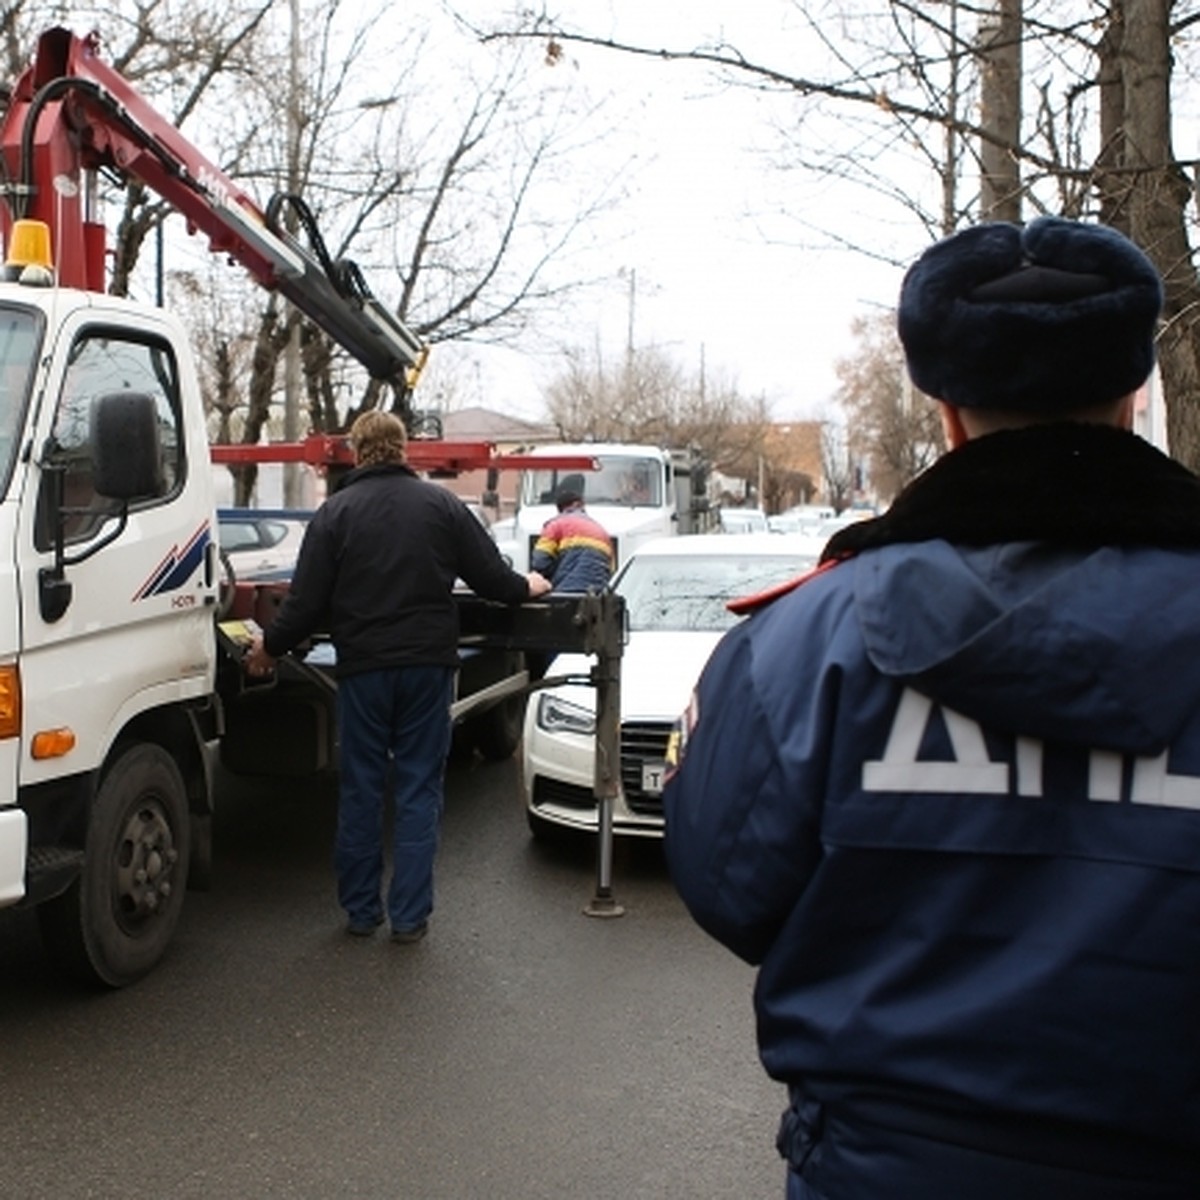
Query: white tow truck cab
0 277 222 985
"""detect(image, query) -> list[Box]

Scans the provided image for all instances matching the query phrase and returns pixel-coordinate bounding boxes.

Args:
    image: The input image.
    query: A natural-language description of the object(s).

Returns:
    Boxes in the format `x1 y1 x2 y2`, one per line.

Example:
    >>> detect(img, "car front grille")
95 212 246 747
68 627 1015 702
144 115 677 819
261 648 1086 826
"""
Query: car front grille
620 721 673 817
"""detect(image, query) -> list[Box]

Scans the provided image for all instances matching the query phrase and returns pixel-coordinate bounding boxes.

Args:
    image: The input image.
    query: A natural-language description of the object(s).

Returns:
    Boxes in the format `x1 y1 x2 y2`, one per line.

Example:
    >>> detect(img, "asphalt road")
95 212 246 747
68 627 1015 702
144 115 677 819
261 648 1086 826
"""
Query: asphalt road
0 751 784 1199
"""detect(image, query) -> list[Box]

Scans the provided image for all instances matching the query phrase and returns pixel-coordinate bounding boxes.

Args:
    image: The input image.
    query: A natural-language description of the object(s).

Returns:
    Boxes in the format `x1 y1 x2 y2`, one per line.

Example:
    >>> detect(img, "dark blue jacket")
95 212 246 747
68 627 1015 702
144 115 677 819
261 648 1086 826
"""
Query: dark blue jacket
264 463 530 673
663 424 1200 1198
530 505 614 592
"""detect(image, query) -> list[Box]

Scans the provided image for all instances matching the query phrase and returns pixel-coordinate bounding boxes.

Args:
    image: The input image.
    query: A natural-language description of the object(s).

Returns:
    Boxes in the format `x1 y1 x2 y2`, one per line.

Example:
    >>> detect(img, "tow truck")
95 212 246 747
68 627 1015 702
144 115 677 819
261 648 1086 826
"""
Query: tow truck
0 27 625 987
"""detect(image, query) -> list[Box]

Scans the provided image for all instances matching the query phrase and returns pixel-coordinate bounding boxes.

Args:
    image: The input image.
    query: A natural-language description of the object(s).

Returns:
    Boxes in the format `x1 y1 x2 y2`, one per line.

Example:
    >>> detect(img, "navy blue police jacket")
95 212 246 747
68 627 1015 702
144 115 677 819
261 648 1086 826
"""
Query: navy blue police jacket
663 423 1200 1198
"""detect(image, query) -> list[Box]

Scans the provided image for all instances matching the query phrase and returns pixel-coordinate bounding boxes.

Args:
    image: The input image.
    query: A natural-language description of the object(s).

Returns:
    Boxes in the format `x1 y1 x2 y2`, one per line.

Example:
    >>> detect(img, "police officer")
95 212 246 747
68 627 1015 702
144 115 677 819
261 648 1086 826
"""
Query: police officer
663 217 1200 1198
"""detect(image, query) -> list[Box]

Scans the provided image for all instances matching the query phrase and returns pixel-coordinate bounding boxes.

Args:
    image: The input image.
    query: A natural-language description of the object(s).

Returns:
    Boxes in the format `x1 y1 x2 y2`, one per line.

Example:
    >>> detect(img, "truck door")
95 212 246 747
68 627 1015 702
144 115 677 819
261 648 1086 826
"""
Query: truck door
18 312 217 788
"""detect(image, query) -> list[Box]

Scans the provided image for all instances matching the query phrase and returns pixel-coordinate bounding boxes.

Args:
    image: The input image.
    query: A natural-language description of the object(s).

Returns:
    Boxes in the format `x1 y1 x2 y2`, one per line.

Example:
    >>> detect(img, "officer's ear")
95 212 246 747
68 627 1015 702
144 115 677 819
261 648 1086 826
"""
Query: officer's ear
1114 392 1135 430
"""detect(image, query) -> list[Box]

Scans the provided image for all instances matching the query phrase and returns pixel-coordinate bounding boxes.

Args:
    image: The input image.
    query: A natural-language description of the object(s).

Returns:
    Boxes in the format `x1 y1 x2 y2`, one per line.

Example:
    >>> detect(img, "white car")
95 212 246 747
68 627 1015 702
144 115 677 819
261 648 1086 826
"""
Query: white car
812 509 876 539
217 508 310 581
521 533 822 839
768 504 836 535
717 506 768 534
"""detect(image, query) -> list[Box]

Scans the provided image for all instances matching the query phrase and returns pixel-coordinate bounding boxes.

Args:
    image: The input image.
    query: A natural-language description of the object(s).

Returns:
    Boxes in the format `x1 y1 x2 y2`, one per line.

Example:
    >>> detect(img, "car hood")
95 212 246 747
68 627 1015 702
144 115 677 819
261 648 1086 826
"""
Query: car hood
549 630 726 723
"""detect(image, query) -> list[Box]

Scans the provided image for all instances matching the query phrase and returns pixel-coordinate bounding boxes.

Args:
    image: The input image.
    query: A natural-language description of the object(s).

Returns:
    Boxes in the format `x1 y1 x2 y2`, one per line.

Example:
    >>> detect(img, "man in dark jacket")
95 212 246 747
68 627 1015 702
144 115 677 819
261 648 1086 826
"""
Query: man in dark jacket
663 217 1200 1198
530 477 615 592
246 411 550 942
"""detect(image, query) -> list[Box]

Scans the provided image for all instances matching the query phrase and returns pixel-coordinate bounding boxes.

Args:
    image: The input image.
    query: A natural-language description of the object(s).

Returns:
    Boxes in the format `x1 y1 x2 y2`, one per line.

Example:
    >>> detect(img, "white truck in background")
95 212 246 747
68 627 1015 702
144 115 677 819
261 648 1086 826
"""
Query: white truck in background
499 442 713 573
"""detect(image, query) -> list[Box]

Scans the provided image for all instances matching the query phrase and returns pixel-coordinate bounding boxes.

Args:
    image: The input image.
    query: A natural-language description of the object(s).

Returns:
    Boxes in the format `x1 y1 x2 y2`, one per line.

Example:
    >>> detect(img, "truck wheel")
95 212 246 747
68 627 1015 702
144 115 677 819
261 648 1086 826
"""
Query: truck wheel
466 650 530 762
188 810 213 892
471 690 527 762
38 744 190 988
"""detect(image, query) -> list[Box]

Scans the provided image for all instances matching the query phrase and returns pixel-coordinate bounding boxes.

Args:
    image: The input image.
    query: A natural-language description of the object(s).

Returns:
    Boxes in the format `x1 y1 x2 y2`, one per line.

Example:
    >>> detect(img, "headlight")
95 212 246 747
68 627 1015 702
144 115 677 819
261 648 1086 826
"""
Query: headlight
536 693 596 736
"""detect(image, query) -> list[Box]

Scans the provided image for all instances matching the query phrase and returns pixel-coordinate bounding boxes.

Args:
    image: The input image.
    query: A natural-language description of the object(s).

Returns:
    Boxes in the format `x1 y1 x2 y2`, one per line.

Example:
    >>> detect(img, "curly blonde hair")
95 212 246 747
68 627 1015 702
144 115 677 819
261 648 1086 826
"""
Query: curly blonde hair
348 410 408 467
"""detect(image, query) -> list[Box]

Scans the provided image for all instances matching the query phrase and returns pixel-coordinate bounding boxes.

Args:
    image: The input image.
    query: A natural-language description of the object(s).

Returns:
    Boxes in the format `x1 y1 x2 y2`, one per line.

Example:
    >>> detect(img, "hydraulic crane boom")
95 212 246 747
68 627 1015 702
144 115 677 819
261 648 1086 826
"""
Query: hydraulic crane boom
0 26 425 392
0 27 600 479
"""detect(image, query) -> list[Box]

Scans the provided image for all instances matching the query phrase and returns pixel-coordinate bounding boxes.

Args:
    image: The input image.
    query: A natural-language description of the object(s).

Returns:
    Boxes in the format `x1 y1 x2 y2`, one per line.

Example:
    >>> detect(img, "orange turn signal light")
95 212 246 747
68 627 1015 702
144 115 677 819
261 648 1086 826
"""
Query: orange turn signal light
31 727 76 760
0 665 19 739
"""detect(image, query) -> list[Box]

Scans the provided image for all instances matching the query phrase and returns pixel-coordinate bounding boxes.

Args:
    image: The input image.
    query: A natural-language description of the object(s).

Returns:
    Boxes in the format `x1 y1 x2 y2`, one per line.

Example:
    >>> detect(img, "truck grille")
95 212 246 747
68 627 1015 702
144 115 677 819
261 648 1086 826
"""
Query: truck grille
620 721 672 817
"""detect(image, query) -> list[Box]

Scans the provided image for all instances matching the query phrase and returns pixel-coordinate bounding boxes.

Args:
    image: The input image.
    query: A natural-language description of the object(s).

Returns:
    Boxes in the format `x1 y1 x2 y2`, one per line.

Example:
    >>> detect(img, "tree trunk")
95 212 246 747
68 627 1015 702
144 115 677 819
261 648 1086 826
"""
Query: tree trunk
1095 2 1128 230
1116 0 1200 468
231 297 288 505
977 0 1023 223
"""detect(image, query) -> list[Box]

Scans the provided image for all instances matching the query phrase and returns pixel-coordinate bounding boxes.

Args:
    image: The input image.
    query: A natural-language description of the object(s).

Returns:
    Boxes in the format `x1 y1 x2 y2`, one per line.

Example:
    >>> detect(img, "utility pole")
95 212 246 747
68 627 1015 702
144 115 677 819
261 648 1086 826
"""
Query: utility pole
625 266 636 360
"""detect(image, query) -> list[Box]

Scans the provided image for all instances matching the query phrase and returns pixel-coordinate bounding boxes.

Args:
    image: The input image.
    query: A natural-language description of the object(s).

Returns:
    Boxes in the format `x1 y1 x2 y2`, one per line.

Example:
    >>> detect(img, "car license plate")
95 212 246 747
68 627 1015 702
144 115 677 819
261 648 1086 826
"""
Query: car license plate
641 760 667 795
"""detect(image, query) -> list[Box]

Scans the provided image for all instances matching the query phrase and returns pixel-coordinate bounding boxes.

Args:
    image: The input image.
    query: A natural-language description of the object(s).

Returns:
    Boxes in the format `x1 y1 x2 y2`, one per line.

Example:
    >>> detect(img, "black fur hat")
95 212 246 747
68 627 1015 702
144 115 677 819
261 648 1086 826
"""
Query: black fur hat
897 217 1163 412
555 473 586 510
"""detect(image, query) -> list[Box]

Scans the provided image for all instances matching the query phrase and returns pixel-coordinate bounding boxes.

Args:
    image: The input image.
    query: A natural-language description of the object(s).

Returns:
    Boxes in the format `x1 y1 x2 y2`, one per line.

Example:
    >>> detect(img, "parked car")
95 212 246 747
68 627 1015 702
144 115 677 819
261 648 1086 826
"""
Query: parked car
521 532 821 840
768 504 836 534
217 508 311 581
812 509 876 539
717 506 769 534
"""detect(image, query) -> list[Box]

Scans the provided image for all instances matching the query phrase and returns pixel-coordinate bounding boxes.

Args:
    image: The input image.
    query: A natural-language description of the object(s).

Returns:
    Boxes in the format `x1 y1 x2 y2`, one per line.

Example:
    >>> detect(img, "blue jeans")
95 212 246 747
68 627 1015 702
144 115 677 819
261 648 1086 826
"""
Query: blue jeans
335 665 455 932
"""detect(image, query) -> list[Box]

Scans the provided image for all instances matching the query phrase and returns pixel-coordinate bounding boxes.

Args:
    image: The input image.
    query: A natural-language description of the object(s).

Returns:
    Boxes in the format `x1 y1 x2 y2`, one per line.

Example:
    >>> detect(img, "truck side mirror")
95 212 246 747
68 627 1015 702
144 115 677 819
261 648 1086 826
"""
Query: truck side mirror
92 391 163 500
39 392 162 622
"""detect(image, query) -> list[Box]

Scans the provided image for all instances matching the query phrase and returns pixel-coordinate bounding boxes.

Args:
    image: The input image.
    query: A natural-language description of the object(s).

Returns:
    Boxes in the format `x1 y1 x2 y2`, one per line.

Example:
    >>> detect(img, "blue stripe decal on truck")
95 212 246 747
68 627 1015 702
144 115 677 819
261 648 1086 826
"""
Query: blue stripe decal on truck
131 523 210 601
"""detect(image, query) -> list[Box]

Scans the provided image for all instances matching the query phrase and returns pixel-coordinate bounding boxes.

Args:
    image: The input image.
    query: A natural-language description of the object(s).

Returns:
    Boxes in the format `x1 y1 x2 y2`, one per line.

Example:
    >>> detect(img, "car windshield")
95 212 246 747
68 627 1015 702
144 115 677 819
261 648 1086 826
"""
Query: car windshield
0 306 40 500
523 455 663 507
616 551 815 633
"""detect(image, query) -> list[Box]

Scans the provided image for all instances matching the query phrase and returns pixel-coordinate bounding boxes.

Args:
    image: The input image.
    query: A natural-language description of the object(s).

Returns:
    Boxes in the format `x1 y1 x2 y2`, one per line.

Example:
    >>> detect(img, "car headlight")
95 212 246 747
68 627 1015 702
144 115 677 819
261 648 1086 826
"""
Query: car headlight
536 693 596 736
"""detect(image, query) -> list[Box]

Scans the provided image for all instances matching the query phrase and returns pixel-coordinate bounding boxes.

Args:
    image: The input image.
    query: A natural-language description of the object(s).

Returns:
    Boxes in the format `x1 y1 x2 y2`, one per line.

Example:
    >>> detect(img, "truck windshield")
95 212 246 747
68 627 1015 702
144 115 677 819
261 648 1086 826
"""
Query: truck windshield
523 456 663 508
0 307 40 499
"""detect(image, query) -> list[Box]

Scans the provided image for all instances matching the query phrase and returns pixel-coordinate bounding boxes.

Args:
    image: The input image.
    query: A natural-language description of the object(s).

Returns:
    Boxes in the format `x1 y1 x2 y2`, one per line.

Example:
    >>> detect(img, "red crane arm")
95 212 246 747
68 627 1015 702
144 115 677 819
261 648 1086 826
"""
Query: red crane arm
210 436 599 477
0 27 424 387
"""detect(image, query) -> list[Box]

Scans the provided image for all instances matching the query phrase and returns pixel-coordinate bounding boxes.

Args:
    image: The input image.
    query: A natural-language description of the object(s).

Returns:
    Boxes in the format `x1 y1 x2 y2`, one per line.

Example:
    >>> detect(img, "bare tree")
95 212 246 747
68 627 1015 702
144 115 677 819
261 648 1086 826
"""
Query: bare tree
818 414 859 514
483 3 1200 469
3 3 625 503
545 341 776 488
834 311 944 504
1105 0 1200 465
978 0 1023 222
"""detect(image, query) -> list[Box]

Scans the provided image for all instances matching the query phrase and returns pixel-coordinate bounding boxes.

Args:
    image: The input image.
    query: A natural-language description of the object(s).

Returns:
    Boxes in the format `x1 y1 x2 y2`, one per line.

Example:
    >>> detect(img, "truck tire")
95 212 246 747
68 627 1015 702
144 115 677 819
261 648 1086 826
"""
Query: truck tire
463 650 529 762
38 744 190 988
471 689 527 762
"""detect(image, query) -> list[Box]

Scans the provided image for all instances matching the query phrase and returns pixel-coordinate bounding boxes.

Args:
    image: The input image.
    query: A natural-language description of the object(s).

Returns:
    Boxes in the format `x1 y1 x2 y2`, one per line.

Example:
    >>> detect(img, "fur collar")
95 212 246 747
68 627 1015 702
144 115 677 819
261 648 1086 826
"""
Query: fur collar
823 424 1200 562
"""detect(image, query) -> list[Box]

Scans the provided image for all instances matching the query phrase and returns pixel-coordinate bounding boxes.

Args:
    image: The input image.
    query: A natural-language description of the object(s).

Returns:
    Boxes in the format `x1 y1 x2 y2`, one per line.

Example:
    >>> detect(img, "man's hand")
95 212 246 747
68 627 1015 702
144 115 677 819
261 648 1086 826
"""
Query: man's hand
244 634 277 678
526 571 552 598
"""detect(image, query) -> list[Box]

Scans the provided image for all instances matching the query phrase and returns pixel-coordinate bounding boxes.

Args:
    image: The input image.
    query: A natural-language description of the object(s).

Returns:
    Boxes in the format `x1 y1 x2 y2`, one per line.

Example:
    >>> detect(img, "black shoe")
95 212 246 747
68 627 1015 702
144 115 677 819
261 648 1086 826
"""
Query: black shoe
390 922 428 944
346 915 384 937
